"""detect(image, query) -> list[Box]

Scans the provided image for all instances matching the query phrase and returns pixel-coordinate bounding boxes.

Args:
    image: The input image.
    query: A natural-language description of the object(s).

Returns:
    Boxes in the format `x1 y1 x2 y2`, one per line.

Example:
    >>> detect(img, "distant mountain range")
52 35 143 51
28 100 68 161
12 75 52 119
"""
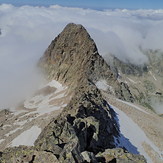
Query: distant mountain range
107 49 163 115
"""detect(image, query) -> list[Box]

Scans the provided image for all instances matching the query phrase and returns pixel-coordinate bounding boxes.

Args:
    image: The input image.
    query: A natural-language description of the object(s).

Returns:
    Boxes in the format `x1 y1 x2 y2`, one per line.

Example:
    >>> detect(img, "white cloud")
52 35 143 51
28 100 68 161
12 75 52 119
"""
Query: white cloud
0 4 163 108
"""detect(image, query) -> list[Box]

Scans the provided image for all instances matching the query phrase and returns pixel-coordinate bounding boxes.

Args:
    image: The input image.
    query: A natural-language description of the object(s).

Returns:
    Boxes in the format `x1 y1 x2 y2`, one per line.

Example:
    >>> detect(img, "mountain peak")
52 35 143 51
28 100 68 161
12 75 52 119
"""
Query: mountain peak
39 23 116 88
62 23 89 34
39 23 134 101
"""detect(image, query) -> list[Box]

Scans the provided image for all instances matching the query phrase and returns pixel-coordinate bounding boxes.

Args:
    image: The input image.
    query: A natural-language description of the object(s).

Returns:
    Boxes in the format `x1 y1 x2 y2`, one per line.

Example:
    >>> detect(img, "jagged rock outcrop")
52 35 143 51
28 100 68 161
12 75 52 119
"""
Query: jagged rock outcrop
34 82 119 162
0 23 146 162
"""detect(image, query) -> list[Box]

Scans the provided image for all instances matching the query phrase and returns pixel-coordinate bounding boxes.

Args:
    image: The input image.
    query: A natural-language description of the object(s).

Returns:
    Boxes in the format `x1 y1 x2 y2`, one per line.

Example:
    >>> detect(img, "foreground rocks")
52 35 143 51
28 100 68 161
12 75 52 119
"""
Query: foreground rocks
0 146 146 163
0 146 59 163
0 23 146 162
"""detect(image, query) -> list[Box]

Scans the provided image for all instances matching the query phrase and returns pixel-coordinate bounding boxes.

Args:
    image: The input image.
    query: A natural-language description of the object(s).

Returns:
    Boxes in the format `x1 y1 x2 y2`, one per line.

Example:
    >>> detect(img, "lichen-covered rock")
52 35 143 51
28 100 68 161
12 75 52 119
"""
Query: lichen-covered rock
81 151 97 163
96 148 147 163
0 146 59 163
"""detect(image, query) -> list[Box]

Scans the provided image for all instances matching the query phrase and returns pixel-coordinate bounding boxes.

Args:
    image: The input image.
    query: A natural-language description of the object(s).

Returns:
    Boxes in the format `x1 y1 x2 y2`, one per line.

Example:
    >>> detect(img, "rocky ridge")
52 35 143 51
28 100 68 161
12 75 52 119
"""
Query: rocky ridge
0 23 147 162
39 23 133 102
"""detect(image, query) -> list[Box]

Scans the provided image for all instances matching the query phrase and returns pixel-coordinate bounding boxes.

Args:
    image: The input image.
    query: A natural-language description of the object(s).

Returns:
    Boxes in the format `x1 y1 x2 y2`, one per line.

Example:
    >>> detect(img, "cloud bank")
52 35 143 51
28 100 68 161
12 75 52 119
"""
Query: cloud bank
1 4 163 108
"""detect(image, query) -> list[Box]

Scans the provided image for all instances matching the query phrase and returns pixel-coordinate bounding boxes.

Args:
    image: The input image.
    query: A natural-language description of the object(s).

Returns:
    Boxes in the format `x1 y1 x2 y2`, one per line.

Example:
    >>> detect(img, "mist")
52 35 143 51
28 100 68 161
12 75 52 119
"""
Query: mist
1 4 163 108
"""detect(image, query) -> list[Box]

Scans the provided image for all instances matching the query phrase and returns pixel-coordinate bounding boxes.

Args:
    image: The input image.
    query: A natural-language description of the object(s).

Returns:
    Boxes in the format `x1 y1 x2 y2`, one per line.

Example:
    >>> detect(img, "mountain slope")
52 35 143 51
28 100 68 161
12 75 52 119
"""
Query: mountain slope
35 23 144 162
107 51 163 115
0 23 153 163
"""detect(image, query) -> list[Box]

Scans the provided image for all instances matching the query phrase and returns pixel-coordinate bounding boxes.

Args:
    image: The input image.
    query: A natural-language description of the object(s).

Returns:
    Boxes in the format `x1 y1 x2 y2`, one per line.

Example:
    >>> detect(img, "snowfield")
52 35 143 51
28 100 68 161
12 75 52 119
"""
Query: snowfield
112 105 163 163
23 80 68 116
0 80 70 150
96 80 114 93
10 126 41 147
96 80 109 91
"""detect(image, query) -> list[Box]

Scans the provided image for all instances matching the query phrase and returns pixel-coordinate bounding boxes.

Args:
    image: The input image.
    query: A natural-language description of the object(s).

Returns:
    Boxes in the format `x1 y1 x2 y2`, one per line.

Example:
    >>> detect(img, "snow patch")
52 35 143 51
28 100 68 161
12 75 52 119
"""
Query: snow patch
15 119 28 126
0 139 5 144
30 106 61 116
96 80 109 91
116 99 150 115
96 80 114 93
5 127 23 137
149 71 157 81
51 92 66 99
23 80 68 116
112 105 163 163
10 126 41 147
127 77 137 84
10 107 28 116
47 80 67 93
24 94 65 116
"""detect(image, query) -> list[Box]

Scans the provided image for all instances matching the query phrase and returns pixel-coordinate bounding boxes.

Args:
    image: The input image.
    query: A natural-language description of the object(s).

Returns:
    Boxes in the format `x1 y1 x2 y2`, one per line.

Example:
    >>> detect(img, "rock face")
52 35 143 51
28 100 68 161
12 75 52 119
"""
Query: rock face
39 23 114 85
39 23 133 101
108 52 163 113
0 23 146 162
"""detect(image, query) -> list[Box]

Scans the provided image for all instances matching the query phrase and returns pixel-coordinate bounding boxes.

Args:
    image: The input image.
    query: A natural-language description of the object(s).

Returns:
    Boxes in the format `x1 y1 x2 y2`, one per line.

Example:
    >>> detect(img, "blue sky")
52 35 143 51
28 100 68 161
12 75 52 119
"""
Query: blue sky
0 0 163 9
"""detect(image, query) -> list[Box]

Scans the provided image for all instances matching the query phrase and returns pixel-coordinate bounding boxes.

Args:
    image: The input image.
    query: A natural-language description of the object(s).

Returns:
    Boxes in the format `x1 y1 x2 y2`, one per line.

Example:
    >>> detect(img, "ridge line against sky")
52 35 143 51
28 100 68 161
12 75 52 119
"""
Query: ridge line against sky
0 0 163 10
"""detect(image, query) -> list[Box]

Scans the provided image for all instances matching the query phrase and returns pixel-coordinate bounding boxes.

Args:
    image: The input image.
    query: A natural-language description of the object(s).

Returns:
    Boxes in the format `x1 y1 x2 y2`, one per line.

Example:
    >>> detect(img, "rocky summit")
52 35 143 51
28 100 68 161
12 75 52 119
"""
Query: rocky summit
39 23 133 101
1 23 161 162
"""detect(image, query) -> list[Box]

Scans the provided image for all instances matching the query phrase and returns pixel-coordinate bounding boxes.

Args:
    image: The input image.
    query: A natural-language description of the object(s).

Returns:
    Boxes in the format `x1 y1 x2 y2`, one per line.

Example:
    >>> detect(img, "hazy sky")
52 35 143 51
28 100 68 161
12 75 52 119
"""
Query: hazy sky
0 0 163 9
